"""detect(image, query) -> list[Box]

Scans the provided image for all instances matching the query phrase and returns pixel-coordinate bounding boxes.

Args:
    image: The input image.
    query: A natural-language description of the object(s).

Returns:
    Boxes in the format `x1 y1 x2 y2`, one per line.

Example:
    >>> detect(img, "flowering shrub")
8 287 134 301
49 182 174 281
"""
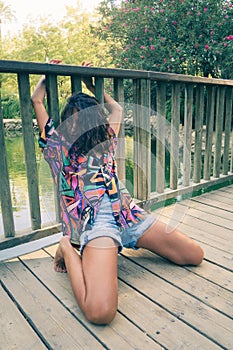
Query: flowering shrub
95 0 233 78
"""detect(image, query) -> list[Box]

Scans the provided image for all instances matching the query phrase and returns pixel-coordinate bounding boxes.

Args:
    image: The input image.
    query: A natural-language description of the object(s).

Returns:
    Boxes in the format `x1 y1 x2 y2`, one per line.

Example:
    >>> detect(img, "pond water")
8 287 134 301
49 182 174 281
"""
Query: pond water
0 136 57 237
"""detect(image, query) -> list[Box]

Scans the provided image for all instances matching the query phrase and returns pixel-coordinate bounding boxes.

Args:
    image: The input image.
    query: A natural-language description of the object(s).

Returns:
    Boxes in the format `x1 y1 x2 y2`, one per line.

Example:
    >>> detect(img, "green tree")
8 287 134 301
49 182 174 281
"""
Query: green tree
95 0 233 78
0 1 15 48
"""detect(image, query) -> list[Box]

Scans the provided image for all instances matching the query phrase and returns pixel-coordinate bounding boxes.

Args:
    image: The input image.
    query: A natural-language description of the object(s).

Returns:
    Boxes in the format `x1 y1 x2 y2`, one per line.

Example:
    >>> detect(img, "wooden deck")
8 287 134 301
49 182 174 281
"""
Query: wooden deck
1 184 233 350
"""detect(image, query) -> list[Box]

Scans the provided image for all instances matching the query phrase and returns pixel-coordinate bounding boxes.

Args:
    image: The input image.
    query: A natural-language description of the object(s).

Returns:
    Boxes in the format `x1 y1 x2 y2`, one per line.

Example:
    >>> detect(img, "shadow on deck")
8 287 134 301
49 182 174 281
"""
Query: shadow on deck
1 185 233 350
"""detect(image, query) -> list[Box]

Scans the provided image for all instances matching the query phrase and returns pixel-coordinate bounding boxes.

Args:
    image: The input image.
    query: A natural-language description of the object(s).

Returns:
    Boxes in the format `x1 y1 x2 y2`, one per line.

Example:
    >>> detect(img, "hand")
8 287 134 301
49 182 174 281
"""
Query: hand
48 59 62 65
81 61 95 91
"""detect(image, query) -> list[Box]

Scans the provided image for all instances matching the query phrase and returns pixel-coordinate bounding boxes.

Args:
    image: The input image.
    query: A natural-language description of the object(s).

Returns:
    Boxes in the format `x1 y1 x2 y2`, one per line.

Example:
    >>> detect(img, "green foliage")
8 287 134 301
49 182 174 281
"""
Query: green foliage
95 0 233 78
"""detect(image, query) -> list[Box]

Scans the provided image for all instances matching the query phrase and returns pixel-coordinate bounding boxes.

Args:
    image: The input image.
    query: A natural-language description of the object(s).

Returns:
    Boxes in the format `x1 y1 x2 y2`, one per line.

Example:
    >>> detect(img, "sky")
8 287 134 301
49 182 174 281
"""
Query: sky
2 0 101 37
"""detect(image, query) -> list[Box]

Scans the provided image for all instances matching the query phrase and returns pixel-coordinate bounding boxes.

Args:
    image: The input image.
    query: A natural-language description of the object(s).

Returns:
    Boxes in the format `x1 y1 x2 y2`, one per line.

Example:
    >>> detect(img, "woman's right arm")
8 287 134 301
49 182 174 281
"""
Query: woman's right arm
31 59 62 132
31 75 49 132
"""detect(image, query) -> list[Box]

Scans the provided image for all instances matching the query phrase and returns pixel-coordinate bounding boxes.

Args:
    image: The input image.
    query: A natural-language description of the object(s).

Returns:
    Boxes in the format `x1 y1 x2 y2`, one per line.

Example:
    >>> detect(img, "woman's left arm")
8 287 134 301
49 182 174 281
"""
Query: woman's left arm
81 61 123 136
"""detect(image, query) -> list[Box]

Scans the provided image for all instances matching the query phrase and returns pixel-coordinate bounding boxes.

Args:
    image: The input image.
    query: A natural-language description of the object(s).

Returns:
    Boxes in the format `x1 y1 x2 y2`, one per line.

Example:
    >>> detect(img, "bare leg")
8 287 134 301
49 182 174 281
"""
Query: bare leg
54 236 118 325
136 220 204 266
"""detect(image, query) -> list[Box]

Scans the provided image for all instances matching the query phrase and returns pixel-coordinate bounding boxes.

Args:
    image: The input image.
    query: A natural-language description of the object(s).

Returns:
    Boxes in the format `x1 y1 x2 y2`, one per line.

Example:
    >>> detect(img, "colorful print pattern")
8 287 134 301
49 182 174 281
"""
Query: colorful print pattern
39 118 147 241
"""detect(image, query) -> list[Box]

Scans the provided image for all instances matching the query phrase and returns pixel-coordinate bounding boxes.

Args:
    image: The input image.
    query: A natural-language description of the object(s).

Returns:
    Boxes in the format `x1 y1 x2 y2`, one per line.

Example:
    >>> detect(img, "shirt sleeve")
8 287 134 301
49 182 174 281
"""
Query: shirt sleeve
38 117 56 150
38 117 64 182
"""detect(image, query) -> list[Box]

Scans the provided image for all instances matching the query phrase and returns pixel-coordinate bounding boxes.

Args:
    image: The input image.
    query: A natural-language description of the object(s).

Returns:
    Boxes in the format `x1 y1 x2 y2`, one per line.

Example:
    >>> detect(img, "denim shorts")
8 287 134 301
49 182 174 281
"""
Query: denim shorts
79 193 156 255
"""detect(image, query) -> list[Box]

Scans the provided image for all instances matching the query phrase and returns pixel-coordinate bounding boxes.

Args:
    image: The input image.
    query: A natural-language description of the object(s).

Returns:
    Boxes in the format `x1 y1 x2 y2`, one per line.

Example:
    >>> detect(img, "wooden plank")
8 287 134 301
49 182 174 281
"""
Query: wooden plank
22 248 162 350
170 83 180 190
1 59 233 86
122 249 233 318
193 85 204 183
117 253 233 349
0 284 47 350
156 210 233 254
133 79 151 200
0 98 15 238
156 81 166 193
0 259 104 350
204 86 215 180
193 195 233 212
114 78 125 182
175 202 233 229
71 75 82 94
41 247 219 350
213 86 226 177
18 73 41 230
95 77 104 104
222 87 233 174
118 281 218 350
186 261 233 293
183 84 193 186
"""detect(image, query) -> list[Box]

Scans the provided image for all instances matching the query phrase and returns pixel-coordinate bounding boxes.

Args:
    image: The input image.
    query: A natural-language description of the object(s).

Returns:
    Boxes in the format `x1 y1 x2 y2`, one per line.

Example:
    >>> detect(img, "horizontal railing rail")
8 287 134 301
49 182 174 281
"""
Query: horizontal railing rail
0 60 232 249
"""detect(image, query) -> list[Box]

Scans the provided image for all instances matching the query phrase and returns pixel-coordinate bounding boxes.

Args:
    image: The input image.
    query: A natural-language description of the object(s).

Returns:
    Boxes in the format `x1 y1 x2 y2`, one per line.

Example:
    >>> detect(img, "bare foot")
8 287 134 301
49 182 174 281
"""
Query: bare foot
54 236 71 273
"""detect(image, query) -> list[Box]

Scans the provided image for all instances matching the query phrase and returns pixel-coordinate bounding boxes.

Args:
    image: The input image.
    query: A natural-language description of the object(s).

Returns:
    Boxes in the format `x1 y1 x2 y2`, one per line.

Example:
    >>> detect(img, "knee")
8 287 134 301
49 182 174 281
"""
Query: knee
85 301 117 325
175 244 204 266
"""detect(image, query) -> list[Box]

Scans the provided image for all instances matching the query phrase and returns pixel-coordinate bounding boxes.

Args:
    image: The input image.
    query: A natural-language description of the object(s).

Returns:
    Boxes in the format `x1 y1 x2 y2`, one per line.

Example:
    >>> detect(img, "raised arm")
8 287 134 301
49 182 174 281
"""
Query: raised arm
31 59 62 132
31 75 49 132
81 61 123 136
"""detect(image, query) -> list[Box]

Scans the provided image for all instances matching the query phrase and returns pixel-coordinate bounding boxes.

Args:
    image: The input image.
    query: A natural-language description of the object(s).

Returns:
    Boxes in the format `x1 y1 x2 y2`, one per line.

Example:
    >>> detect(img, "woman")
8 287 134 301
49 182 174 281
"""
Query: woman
32 60 204 325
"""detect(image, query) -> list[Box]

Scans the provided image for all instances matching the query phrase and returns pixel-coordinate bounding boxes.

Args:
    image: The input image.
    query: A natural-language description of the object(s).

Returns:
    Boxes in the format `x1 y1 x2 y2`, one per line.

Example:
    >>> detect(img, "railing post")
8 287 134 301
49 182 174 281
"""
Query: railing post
0 99 15 238
46 74 60 222
156 81 166 193
183 84 193 187
204 86 215 180
222 87 233 175
170 83 181 190
18 73 41 230
95 77 104 104
133 78 151 201
213 86 226 178
194 84 205 183
71 75 82 94
114 78 125 182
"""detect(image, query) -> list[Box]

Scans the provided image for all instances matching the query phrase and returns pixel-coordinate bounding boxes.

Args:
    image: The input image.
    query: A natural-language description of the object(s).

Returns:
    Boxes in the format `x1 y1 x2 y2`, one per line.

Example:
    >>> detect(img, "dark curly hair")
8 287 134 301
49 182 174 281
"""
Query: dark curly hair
61 92 113 157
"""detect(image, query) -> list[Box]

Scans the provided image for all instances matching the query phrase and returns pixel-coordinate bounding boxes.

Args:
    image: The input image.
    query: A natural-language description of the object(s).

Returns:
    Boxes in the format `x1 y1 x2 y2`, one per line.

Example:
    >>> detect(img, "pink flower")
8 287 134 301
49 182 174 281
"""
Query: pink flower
225 15 229 19
197 11 201 16
205 44 210 50
144 28 149 33
122 23 127 27
161 37 166 41
164 58 167 63
134 7 140 12
187 11 191 15
140 45 146 50
150 45 155 51
134 37 138 41
160 9 165 13
226 35 233 40
140 56 145 59
172 21 178 25
204 7 208 12
210 30 214 35
149 37 153 41
223 42 227 47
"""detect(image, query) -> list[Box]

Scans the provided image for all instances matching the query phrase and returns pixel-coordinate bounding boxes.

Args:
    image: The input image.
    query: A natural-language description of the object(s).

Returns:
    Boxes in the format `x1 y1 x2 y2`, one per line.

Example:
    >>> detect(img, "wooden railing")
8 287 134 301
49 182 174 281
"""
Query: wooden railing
0 60 232 249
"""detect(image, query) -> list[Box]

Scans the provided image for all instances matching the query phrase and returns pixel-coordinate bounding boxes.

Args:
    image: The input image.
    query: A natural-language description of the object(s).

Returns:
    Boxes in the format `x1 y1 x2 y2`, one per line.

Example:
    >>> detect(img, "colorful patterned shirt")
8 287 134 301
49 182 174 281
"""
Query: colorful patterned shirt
39 117 147 240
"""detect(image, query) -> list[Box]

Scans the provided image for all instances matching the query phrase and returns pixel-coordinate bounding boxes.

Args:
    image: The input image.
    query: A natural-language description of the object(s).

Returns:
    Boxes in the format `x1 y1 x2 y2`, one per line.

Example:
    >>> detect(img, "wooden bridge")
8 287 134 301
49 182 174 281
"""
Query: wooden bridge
1 184 233 349
0 61 233 349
